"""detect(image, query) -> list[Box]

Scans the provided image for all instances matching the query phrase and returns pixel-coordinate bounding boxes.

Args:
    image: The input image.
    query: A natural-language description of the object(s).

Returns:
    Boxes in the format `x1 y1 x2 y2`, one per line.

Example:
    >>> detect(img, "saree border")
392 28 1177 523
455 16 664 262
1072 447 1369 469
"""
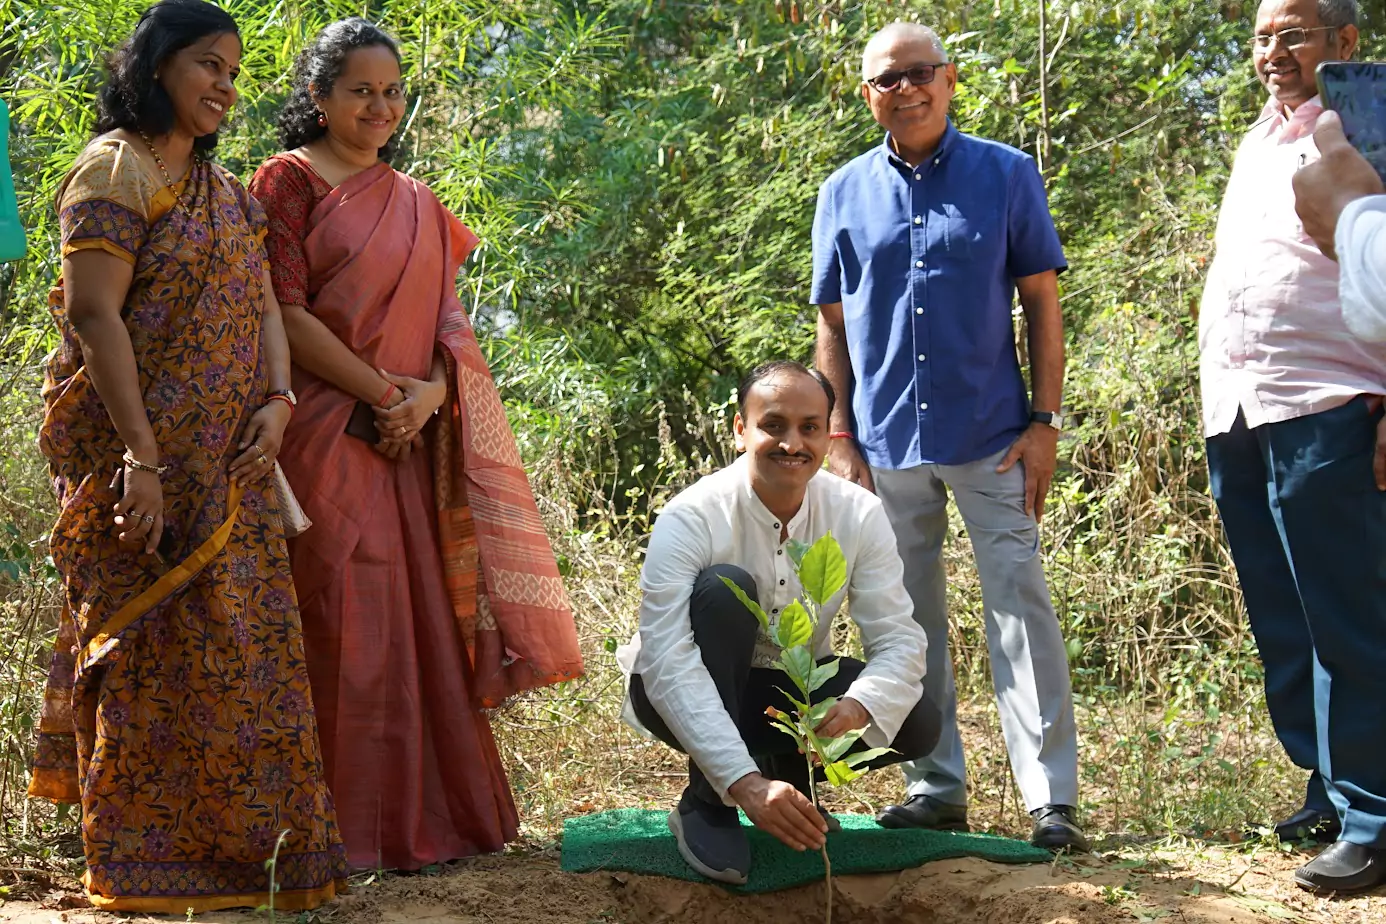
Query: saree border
80 482 245 669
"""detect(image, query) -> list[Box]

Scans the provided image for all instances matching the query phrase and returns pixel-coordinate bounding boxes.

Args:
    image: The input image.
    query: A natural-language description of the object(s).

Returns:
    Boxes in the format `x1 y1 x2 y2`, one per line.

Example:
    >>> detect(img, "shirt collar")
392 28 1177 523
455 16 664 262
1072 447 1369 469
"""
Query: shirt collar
1256 94 1323 141
881 119 960 169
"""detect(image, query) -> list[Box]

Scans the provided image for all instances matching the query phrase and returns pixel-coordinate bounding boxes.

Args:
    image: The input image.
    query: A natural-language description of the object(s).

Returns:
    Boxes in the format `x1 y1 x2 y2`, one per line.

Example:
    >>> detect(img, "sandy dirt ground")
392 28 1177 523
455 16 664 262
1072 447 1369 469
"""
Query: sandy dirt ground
2 838 1383 924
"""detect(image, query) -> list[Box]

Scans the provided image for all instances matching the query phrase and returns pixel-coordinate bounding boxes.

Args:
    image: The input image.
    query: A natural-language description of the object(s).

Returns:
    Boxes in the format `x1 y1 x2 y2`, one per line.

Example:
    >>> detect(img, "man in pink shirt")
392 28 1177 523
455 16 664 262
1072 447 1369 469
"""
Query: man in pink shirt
1201 0 1386 894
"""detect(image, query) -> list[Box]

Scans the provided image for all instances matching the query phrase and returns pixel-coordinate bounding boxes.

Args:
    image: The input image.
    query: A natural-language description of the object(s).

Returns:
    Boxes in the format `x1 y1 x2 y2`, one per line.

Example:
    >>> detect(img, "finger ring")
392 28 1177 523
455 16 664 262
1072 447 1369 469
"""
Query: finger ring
258 452 268 464
141 515 154 524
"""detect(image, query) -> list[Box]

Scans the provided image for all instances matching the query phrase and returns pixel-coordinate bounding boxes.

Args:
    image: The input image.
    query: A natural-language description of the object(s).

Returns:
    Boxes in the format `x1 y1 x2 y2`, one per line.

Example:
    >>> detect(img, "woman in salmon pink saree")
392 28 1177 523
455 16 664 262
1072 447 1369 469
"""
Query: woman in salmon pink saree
248 19 583 871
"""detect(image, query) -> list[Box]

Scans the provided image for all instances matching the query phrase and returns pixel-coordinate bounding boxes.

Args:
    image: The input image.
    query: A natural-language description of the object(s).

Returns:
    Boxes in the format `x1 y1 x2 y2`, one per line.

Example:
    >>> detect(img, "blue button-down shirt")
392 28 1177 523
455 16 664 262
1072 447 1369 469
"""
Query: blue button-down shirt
811 123 1067 469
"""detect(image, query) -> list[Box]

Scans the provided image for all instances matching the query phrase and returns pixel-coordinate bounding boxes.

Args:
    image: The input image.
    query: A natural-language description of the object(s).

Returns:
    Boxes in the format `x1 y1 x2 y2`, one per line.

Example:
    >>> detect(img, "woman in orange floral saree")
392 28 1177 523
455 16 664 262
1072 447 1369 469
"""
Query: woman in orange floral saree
250 20 582 871
30 1 346 912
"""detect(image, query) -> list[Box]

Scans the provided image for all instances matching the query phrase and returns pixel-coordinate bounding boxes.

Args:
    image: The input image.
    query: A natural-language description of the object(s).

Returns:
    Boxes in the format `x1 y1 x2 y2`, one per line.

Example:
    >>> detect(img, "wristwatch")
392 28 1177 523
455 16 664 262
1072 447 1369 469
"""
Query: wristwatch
1031 410 1065 431
268 389 297 407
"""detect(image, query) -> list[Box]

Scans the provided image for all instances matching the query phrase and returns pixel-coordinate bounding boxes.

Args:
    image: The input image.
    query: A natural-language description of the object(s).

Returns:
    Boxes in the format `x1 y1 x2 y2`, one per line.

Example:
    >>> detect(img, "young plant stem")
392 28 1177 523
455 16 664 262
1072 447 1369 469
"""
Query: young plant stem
807 750 832 924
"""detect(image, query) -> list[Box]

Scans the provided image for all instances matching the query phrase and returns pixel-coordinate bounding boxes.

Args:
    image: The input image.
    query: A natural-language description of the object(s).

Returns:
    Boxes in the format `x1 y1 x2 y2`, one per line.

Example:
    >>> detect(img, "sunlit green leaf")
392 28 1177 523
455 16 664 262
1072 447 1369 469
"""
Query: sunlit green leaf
821 727 866 763
796 533 846 606
843 746 893 768
823 760 865 786
777 645 815 690
806 658 838 693
775 599 813 649
720 575 770 630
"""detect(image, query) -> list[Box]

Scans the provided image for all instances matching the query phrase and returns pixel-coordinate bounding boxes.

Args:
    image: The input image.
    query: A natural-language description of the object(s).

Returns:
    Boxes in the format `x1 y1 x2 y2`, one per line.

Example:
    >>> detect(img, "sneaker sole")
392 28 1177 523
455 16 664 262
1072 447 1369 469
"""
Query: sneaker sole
667 809 749 885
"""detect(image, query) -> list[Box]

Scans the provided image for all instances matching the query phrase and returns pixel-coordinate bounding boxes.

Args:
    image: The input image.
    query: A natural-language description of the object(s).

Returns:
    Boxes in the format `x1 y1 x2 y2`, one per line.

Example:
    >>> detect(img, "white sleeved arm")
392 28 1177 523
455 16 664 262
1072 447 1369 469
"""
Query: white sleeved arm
1338 195 1386 344
634 506 760 800
841 502 929 749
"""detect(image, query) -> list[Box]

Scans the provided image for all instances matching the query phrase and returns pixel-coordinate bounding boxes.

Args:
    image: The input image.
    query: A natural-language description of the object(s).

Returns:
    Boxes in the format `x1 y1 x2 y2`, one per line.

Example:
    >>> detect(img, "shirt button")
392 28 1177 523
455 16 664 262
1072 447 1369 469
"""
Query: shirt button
772 608 780 615
918 353 927 362
777 549 783 556
914 172 921 180
915 260 924 268
934 157 940 166
779 579 786 586
913 216 922 225
773 522 780 529
920 402 929 410
915 307 924 315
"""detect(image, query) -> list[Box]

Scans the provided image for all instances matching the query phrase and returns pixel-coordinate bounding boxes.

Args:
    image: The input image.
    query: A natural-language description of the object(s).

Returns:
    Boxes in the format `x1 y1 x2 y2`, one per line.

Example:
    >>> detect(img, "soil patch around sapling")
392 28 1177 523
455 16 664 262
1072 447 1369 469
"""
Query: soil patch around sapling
0 845 1334 923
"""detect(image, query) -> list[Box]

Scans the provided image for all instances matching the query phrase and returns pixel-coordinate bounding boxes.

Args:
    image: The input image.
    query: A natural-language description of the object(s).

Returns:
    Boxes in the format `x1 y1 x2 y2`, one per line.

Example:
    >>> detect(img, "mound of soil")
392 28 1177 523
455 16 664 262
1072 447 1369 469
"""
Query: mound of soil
0 853 1284 924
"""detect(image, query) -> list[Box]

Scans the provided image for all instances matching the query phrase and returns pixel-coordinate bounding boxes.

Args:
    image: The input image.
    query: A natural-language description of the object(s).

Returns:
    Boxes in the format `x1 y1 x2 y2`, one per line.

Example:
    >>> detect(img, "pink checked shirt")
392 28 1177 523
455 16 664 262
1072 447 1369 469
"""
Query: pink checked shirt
1199 96 1386 437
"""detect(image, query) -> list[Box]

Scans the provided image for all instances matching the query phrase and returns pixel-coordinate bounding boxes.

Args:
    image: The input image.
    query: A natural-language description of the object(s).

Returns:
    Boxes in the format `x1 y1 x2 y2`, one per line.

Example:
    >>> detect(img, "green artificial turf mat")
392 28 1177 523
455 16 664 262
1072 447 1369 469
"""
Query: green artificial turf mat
560 808 1051 893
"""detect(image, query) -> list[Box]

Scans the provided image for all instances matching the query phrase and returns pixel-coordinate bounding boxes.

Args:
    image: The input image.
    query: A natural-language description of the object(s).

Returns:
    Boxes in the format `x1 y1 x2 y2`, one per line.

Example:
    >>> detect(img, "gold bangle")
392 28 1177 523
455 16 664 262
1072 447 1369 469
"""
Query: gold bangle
122 450 167 475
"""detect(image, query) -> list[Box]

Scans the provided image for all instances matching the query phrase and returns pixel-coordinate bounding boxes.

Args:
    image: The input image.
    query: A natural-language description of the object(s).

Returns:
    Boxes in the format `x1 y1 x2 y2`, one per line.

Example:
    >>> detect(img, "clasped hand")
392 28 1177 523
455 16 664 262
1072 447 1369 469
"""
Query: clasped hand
373 368 447 462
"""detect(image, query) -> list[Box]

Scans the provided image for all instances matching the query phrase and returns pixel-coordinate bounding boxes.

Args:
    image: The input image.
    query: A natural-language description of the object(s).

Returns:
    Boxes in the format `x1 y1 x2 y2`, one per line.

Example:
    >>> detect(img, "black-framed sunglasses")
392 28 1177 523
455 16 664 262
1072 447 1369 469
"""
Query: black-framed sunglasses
1250 25 1337 51
866 63 948 92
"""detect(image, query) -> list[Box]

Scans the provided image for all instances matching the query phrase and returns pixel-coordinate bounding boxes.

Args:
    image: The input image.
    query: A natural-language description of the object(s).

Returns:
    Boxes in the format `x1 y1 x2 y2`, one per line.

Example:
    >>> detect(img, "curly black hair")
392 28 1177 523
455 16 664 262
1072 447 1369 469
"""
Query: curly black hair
94 0 240 155
278 18 404 159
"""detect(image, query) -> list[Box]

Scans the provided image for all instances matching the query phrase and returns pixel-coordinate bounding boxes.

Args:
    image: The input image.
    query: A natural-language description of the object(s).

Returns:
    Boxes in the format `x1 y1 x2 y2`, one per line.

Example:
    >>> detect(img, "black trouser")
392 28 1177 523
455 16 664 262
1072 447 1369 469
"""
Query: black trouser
630 564 942 806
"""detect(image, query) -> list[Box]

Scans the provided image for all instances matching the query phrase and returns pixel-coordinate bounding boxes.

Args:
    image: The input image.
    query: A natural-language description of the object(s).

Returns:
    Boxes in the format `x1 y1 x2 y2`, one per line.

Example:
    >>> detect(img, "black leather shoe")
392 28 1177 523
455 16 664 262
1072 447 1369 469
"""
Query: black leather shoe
876 794 970 831
667 789 751 885
817 805 842 833
1030 804 1090 853
1294 841 1386 895
1269 806 1341 844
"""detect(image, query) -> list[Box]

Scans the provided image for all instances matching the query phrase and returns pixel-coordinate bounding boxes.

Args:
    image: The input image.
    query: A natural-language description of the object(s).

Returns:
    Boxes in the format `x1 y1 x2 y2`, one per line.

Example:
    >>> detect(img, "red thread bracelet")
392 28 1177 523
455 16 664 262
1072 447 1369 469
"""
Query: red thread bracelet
267 394 295 415
378 383 398 407
829 431 855 440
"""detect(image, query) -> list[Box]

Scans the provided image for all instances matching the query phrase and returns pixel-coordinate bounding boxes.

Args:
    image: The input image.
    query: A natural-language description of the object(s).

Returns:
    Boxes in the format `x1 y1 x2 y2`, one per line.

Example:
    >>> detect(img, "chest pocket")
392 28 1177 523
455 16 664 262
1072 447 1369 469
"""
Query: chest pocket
942 201 999 262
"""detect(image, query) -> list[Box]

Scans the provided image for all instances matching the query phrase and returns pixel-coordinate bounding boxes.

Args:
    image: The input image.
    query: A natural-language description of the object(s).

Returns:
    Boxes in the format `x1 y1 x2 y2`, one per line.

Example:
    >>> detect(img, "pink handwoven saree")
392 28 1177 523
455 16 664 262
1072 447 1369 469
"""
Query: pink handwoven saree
270 160 582 870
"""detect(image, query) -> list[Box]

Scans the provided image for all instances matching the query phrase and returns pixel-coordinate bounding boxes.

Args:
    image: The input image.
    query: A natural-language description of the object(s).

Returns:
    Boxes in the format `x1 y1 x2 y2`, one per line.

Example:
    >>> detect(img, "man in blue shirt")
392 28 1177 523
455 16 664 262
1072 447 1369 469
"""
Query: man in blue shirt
813 21 1085 851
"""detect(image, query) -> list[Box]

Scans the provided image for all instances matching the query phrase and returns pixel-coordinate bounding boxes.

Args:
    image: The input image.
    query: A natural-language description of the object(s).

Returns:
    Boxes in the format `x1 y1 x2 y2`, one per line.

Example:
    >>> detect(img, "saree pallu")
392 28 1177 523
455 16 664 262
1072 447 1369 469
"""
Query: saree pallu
253 156 582 870
31 142 347 912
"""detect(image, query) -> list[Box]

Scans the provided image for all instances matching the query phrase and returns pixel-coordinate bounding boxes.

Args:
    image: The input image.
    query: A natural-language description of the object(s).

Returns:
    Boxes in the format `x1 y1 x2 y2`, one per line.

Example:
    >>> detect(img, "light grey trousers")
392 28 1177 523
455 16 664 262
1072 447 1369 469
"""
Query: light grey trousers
872 448 1079 812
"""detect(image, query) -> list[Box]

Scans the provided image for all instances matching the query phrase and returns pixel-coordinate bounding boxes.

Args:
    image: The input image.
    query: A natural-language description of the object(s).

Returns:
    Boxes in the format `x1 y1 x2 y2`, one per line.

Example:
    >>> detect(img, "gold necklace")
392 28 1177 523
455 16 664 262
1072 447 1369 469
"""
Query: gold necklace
138 131 192 211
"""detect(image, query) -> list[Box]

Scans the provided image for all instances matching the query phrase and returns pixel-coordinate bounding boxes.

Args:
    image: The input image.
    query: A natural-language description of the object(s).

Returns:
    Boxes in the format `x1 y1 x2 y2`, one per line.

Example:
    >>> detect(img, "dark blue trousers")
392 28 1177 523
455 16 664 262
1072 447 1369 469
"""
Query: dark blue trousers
1207 398 1386 847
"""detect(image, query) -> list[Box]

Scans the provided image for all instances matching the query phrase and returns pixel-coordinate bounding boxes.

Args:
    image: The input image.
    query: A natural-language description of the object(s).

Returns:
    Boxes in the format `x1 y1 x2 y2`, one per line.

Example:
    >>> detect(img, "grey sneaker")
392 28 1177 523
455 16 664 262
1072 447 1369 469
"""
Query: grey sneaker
667 789 751 885
1030 804 1090 853
876 793 970 831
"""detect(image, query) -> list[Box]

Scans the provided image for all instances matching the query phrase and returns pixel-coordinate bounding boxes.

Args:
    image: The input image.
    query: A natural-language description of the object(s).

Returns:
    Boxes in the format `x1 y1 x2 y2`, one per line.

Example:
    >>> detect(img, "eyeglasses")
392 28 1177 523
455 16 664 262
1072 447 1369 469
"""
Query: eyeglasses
866 63 948 92
1250 26 1337 51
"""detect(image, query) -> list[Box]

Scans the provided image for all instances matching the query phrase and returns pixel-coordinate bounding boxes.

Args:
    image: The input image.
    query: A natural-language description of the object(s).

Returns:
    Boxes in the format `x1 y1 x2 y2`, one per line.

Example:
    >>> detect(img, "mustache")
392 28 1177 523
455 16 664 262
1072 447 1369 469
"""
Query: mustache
768 451 814 462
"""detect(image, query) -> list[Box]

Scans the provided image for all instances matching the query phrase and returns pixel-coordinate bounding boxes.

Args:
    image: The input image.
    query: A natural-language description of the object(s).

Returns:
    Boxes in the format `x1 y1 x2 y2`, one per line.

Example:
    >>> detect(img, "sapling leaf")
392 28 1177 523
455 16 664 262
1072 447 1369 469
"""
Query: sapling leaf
822 727 867 762
773 687 811 716
806 658 839 693
776 599 813 649
843 746 894 768
720 575 771 629
769 720 804 744
785 537 812 568
797 531 847 606
778 645 816 691
806 696 838 727
823 760 866 786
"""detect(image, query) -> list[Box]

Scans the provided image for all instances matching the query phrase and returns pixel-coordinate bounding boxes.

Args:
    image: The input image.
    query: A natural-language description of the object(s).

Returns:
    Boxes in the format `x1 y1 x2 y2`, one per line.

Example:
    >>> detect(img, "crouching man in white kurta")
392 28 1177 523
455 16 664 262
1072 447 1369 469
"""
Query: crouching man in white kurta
616 361 940 885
